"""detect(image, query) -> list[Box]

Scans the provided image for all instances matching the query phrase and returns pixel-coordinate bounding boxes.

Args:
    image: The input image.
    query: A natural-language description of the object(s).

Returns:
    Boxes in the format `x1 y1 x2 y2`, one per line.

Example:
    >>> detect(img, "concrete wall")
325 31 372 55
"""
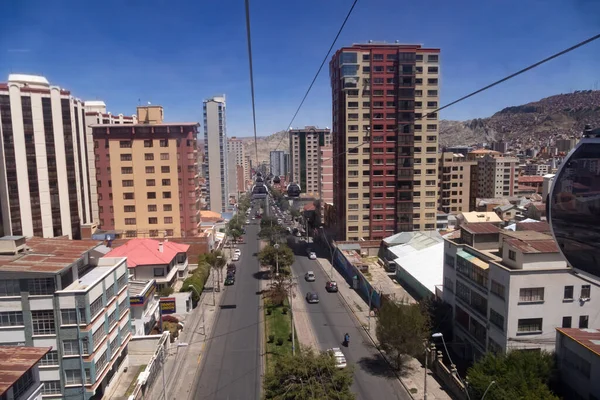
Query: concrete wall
128 334 164 366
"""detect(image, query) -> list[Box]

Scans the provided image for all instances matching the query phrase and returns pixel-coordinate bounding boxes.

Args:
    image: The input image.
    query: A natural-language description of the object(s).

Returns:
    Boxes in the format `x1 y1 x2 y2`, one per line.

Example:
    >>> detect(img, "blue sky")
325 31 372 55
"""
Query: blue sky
1 0 599 137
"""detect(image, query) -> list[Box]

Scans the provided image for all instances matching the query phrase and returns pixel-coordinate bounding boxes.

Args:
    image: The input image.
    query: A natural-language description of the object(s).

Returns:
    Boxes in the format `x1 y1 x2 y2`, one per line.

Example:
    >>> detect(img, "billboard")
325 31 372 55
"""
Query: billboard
160 298 176 315
130 283 156 307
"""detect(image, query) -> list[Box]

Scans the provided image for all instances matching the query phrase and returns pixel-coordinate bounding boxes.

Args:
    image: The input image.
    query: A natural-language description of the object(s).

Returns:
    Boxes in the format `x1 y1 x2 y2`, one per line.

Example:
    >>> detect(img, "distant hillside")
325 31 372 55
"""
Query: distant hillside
439 90 600 147
241 131 288 166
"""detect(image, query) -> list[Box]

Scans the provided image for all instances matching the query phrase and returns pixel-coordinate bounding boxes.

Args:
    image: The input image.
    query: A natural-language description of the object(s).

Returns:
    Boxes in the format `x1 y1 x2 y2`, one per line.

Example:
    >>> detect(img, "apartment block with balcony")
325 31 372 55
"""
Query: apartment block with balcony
476 153 519 198
92 105 200 239
330 43 440 240
227 137 248 190
0 236 132 399
0 346 51 400
104 239 190 291
438 152 478 215
289 126 331 197
203 96 228 213
442 225 600 361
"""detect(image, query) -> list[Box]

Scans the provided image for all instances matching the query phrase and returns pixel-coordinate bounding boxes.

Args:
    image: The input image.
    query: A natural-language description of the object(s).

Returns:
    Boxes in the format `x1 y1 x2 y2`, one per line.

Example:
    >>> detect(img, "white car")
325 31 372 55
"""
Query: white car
232 253 240 262
328 348 347 368
308 252 317 260
305 271 316 282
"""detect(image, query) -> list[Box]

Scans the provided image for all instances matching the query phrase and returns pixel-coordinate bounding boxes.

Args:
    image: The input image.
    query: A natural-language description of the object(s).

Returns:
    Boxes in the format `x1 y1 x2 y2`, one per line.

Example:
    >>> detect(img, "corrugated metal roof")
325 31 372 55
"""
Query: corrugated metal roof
556 328 600 357
506 238 559 254
462 223 500 234
0 346 51 395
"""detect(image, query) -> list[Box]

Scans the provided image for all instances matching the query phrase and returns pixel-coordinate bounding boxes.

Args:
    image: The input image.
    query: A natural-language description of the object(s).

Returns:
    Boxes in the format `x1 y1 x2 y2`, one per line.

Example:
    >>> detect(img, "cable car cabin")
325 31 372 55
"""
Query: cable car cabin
255 171 263 178
286 183 301 197
251 184 268 200
273 176 281 184
255 176 264 183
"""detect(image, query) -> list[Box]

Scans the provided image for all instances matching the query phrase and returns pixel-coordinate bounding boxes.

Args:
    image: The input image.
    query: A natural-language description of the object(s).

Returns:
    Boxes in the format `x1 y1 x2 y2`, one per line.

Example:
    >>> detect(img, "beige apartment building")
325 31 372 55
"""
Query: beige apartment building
93 105 200 238
289 126 331 196
227 137 249 192
438 152 478 214
330 43 440 240
477 153 519 198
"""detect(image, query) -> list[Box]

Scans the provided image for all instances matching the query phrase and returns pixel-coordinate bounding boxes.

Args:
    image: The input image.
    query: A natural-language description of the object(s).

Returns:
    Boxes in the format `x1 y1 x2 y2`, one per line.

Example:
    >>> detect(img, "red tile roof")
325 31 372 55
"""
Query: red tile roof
518 176 544 184
0 346 51 395
104 239 189 268
506 238 559 254
556 328 600 357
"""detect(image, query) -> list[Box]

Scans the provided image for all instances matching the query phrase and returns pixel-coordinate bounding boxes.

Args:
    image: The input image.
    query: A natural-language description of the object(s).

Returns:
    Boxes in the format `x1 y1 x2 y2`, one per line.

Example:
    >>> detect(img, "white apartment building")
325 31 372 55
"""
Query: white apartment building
84 101 137 225
0 236 132 399
477 154 519 198
269 150 289 178
128 280 159 336
203 96 228 213
522 162 551 176
0 74 95 239
442 223 600 360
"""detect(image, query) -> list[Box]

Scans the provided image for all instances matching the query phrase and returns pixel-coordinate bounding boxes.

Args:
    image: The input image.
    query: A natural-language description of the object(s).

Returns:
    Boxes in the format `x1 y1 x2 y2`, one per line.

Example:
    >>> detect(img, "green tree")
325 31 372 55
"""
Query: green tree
206 250 226 292
158 286 174 297
238 194 251 214
258 244 295 275
466 350 559 400
259 225 287 244
260 216 279 229
375 300 430 370
267 274 293 306
264 348 355 400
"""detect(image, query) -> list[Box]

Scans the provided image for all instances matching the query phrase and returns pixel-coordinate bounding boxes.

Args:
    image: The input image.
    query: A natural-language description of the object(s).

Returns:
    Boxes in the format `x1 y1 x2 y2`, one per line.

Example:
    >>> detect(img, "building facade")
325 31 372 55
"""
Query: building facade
522 162 551 176
0 346 50 400
320 144 334 206
555 328 600 400
269 150 289 178
0 74 96 239
203 96 228 213
92 106 200 238
0 237 132 399
438 152 478 215
330 43 441 240
476 154 519 198
227 137 248 188
289 126 331 196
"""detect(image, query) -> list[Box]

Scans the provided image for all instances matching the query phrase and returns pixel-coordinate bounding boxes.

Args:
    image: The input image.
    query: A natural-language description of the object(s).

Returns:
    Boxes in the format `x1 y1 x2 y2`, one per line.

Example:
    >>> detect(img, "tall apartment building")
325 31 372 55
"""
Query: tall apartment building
289 126 331 196
203 96 228 213
330 43 441 240
442 223 600 359
320 144 334 206
476 153 519 198
0 236 132 399
269 150 289 178
0 74 96 239
522 162 551 176
92 105 200 238
227 137 248 183
438 152 478 214
84 101 137 225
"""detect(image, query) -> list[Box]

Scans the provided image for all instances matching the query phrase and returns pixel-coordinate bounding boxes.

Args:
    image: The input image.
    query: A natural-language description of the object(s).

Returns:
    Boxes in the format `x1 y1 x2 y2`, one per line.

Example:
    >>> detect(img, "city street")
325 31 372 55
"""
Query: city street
288 236 412 400
190 221 262 400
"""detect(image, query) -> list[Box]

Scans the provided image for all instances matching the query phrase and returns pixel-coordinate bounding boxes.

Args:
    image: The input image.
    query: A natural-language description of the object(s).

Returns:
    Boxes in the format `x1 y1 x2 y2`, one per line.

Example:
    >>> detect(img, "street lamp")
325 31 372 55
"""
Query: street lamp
431 332 471 400
274 243 280 276
481 380 496 400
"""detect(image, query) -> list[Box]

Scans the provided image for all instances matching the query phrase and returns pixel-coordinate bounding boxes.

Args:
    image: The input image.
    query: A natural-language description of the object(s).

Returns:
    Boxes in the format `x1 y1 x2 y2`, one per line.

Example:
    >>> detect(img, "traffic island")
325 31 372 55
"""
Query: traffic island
263 299 298 373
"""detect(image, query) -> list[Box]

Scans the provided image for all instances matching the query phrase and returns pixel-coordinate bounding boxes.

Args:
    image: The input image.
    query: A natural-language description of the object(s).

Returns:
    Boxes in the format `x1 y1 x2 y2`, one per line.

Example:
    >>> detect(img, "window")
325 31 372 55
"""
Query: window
40 350 59 366
92 326 105 348
154 268 165 277
125 218 136 225
519 287 544 302
564 285 574 300
508 250 516 261
149 217 158 224
119 140 132 148
108 310 117 328
163 204 172 211
0 279 20 296
124 205 135 213
517 318 542 333
28 278 55 295
31 310 55 335
12 369 34 398
146 166 155 173
122 179 133 187
161 166 170 173
144 140 153 147
489 309 504 331
164 217 173 224
42 381 61 395
95 350 109 374
144 153 154 161
61 309 85 325
562 316 572 328
0 311 23 326
160 153 169 160
146 179 156 186
124 192 134 200
120 154 132 161
65 369 84 385
121 167 133 174
90 296 103 318
147 192 156 199
579 315 589 329
63 339 88 355
117 273 127 290
162 179 171 186
163 191 171 199
148 205 157 212
159 139 168 147
427 54 439 63
581 285 591 299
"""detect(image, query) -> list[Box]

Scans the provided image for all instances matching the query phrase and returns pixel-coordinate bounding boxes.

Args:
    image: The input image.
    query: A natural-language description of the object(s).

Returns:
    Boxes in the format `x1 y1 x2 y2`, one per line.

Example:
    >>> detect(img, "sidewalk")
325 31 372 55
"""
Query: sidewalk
317 257 452 400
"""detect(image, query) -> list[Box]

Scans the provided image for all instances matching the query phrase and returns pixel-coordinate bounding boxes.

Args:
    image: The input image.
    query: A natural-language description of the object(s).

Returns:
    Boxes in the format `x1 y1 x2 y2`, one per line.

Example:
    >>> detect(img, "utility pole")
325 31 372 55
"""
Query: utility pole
424 342 428 400
290 275 295 356
161 345 167 400
274 243 280 276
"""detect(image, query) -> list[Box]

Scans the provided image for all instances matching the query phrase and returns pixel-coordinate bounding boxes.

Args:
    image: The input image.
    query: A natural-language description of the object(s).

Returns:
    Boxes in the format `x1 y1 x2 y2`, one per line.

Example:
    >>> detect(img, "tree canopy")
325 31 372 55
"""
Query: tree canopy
375 300 430 369
466 350 559 400
264 348 355 400
258 244 295 274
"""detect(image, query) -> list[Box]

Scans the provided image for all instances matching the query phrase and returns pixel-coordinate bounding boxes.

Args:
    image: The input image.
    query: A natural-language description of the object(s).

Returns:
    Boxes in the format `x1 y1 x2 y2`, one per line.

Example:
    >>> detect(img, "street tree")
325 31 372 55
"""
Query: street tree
264 348 355 400
267 274 293 306
466 350 559 400
258 244 295 275
259 224 287 244
238 194 251 213
205 250 226 292
260 216 279 229
375 299 430 370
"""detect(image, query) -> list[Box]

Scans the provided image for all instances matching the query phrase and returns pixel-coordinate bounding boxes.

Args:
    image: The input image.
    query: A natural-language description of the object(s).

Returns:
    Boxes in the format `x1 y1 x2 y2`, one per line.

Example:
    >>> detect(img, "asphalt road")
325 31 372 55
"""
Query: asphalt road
288 237 412 400
192 220 262 400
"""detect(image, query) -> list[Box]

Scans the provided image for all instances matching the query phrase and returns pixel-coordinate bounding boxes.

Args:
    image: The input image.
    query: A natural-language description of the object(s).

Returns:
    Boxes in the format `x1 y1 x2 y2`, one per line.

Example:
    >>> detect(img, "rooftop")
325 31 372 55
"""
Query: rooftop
91 122 199 128
0 346 51 395
129 280 155 297
0 237 101 274
7 74 50 86
518 176 545 184
556 328 600 357
104 239 189 268
505 237 559 254
515 221 551 233
461 223 500 235
502 230 553 241
459 211 502 224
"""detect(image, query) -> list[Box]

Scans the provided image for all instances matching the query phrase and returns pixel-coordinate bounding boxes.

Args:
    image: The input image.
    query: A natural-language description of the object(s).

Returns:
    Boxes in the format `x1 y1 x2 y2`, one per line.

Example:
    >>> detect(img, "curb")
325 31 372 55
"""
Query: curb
316 258 417 400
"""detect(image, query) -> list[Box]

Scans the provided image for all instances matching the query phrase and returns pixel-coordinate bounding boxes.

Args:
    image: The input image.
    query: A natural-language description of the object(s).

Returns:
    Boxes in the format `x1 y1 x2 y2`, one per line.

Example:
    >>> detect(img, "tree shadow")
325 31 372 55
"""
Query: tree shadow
357 354 397 379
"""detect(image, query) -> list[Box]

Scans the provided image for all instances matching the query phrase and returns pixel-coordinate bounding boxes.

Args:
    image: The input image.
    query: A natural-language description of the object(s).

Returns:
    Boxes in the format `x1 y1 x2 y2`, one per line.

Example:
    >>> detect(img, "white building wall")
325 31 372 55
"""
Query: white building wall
204 96 228 213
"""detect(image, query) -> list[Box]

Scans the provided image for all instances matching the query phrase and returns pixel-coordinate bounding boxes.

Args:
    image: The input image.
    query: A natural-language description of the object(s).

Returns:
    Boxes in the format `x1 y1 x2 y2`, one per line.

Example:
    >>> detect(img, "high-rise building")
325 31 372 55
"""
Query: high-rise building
203 96 228 213
476 154 519 198
92 105 200 238
320 144 334 206
330 43 441 240
84 101 137 226
289 126 331 196
0 74 97 239
269 150 289 178
438 152 478 214
227 137 248 184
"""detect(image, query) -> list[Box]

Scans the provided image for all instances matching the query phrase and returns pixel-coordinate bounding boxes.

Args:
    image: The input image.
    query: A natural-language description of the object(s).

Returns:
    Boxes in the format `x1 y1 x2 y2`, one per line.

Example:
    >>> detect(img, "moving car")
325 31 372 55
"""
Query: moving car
234 249 241 255
305 292 319 304
245 219 250 224
232 253 240 262
325 281 338 292
305 271 316 282
224 276 235 286
328 348 347 368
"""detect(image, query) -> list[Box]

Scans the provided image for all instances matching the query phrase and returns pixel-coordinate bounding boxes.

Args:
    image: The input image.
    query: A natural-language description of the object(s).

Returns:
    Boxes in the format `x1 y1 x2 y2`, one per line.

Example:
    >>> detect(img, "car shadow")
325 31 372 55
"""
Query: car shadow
252 270 271 280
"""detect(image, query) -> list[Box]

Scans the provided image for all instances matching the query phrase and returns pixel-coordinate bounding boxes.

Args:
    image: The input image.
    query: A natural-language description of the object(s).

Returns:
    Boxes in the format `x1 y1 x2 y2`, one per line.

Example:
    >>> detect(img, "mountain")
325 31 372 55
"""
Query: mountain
241 131 288 166
439 90 600 147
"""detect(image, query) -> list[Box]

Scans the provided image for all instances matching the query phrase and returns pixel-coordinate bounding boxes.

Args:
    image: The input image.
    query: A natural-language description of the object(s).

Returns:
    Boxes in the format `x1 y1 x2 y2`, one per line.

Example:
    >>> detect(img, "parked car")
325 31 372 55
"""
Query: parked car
227 263 236 275
234 249 241 255
305 271 316 282
224 276 235 286
305 292 319 304
328 348 347 368
325 281 338 292
232 253 240 262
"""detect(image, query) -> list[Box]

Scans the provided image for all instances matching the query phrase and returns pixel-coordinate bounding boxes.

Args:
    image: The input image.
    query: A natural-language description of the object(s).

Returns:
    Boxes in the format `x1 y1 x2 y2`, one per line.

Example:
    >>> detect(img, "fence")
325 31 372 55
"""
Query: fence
128 332 170 400
427 345 469 400
332 246 382 309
